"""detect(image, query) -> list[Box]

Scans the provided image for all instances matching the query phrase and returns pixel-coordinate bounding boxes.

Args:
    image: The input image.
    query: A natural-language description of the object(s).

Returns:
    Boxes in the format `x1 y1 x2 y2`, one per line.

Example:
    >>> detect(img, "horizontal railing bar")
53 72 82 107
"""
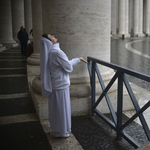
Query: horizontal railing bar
121 101 150 130
88 57 150 82
94 109 116 130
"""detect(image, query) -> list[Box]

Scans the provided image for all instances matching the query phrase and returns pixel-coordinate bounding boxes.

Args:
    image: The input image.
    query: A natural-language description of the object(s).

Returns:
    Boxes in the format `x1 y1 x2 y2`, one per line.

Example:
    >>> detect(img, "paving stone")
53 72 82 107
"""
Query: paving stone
72 114 148 150
132 40 150 56
111 37 150 91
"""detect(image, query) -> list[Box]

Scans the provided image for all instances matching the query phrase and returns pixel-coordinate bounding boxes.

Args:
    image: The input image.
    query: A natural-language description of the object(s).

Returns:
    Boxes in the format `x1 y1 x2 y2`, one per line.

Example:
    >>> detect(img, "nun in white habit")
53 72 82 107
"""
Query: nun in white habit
40 34 87 138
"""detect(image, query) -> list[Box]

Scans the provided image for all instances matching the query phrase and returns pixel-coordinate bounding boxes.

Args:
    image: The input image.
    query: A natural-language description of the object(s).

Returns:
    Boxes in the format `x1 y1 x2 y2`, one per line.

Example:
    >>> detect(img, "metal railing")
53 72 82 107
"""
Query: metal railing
87 56 150 148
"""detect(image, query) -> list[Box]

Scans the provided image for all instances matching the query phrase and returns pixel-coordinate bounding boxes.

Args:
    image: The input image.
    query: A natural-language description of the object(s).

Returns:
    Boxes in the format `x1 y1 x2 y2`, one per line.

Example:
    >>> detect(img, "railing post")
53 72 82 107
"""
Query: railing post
116 71 123 139
91 62 96 116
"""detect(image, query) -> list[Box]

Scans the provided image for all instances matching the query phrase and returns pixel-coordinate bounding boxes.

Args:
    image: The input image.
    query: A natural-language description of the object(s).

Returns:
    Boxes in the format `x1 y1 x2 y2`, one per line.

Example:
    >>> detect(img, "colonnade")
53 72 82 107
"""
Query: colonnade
0 0 142 117
0 0 32 44
111 0 150 37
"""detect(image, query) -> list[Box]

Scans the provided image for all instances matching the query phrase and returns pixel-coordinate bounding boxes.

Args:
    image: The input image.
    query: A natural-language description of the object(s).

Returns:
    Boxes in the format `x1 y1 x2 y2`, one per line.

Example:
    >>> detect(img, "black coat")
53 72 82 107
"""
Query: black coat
17 29 28 44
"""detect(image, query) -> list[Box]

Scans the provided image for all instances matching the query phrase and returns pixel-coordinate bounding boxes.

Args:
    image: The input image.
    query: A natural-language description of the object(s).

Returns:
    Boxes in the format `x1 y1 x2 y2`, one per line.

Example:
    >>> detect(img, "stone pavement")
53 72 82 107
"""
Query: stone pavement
1 37 150 149
0 46 52 150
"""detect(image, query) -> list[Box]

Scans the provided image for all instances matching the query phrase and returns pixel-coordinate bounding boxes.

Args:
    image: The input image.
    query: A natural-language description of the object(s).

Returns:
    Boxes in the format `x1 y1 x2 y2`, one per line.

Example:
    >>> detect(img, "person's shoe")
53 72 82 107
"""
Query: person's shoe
54 132 70 138
61 133 70 138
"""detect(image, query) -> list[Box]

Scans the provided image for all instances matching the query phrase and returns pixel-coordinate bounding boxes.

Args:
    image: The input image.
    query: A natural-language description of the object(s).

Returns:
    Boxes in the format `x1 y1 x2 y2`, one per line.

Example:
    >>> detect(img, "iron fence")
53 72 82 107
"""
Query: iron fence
87 56 150 148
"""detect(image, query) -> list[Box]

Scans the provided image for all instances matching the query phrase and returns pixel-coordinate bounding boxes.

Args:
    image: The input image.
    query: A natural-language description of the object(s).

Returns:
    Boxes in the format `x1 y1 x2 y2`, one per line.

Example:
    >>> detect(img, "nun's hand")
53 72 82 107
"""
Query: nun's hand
79 57 88 64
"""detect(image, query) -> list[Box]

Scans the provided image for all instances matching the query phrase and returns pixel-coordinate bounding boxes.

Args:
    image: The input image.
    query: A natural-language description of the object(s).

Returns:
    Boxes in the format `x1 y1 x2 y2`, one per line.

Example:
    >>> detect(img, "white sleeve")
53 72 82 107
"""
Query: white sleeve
69 58 80 66
57 50 80 73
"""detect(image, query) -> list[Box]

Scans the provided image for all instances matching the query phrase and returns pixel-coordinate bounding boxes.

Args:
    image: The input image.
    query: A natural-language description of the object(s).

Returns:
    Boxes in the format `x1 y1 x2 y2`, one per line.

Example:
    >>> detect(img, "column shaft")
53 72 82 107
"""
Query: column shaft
24 0 32 35
42 0 111 77
138 0 145 36
129 0 134 34
27 0 42 80
125 0 130 37
11 0 25 41
118 0 126 35
27 0 42 66
145 0 150 34
134 0 139 35
0 0 16 43
31 0 42 54
111 0 118 35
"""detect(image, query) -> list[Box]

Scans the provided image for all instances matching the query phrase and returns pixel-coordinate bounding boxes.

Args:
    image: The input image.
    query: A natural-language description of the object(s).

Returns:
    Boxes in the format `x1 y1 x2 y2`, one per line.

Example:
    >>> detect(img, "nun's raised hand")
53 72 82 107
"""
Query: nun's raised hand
79 57 88 64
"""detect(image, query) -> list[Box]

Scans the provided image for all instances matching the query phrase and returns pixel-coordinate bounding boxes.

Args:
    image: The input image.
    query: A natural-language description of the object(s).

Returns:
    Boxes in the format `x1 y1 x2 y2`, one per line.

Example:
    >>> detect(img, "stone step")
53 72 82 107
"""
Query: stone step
29 80 141 120
0 46 6 52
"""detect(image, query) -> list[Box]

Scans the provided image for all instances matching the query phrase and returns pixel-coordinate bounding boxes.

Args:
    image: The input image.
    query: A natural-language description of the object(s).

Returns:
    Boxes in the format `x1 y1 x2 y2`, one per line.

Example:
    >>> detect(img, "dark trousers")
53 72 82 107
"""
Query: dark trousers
21 43 27 56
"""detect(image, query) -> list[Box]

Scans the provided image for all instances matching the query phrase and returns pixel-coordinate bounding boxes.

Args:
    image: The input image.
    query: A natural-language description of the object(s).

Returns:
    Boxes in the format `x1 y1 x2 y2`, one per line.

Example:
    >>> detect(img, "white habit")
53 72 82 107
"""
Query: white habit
40 37 80 134
48 43 80 134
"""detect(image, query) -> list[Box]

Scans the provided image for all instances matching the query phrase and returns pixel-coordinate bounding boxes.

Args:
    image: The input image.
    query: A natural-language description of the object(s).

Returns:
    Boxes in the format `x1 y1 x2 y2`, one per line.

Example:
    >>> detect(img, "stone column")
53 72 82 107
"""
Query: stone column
0 0 16 43
145 0 150 35
118 0 126 37
133 0 139 36
40 0 114 116
42 0 111 78
11 0 25 41
138 0 145 37
125 0 130 37
129 0 134 35
143 0 146 33
116 0 119 34
111 0 118 35
24 0 33 38
27 0 42 83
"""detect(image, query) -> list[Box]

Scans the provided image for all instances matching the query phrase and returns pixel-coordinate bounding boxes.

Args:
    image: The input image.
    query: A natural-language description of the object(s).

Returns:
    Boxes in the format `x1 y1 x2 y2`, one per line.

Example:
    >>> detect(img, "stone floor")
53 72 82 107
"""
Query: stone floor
0 47 52 150
1 37 150 150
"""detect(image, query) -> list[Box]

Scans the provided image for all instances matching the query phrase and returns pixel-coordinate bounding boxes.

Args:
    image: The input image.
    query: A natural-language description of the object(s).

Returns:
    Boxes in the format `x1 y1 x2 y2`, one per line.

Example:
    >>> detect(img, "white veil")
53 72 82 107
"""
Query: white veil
40 37 53 97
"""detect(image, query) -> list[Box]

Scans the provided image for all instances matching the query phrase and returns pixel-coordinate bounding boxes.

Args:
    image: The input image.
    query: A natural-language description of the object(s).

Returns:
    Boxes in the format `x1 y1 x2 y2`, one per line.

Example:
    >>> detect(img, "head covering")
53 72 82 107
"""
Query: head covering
40 37 53 96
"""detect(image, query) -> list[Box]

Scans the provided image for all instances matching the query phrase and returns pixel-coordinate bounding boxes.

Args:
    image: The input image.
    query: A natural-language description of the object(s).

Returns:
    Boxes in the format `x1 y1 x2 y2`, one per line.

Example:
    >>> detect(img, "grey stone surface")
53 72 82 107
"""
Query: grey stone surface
0 97 36 116
111 37 150 91
0 76 29 94
0 121 52 150
0 46 52 150
72 114 148 150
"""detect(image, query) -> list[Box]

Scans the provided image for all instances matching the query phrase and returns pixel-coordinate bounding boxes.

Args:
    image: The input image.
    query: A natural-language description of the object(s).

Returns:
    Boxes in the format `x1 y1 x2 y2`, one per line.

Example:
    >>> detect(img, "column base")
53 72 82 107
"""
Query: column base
1 39 16 44
28 68 141 119
0 44 6 52
137 33 146 37
13 37 19 42
27 53 40 88
29 35 33 40
145 33 150 37
27 53 40 66
117 33 130 39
